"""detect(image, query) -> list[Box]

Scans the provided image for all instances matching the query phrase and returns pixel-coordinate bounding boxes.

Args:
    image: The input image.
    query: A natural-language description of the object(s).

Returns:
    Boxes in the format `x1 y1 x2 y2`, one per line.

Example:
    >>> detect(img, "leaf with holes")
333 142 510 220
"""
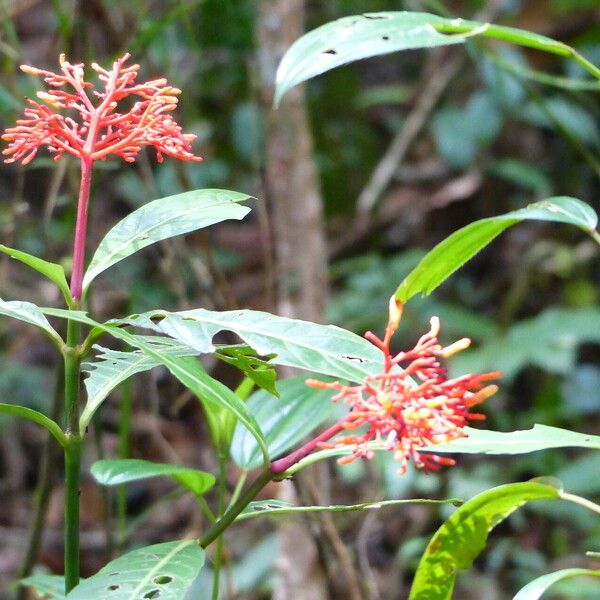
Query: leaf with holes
113 308 383 383
408 481 561 600
67 540 204 600
275 11 579 105
82 189 251 293
80 337 198 433
513 568 600 600
395 197 598 303
230 376 338 470
91 459 215 497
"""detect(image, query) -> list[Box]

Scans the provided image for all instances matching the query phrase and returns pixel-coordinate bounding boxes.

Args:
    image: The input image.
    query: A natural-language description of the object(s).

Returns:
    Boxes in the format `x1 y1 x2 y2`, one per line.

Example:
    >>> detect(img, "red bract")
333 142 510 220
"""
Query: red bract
2 53 202 165
307 300 500 473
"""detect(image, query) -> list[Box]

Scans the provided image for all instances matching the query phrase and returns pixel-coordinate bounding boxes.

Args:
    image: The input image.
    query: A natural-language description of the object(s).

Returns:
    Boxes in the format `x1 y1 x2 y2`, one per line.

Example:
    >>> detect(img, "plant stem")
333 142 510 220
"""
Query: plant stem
116 379 133 549
199 469 274 549
560 491 600 516
70 157 93 301
211 455 228 600
63 317 82 593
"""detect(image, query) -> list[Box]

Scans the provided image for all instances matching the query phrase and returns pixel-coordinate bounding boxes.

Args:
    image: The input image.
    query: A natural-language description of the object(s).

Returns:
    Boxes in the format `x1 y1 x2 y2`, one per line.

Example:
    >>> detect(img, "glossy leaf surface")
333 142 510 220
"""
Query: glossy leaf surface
230 376 338 470
408 481 560 600
83 189 251 292
513 568 600 600
0 298 62 345
67 540 204 600
395 197 598 303
91 459 215 497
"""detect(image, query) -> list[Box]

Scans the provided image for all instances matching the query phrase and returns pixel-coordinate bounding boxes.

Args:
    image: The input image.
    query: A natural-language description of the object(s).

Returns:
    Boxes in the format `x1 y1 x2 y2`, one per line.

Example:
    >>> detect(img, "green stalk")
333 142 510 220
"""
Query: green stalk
211 453 228 600
63 317 82 593
116 378 133 549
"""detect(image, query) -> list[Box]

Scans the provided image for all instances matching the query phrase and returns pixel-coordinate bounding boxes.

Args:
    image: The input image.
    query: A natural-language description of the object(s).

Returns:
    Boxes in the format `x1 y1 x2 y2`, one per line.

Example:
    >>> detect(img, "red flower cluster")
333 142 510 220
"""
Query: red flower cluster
308 300 500 473
2 53 202 165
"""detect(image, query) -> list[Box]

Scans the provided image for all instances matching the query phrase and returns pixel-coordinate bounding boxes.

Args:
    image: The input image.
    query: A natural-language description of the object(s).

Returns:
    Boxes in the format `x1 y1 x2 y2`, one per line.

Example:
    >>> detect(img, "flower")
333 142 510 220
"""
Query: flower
2 53 202 165
307 299 500 473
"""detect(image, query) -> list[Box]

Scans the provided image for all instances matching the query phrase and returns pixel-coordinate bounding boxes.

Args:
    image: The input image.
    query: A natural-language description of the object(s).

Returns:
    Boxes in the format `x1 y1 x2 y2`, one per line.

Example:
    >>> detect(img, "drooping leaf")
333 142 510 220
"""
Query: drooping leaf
513 568 600 600
0 403 66 447
236 497 463 522
115 308 383 382
408 481 560 600
80 338 197 433
230 376 338 470
0 298 62 345
91 459 215 497
21 574 66 599
395 197 598 303
215 344 278 397
427 425 600 455
67 540 204 600
0 244 72 304
275 12 582 105
82 189 251 293
451 306 600 380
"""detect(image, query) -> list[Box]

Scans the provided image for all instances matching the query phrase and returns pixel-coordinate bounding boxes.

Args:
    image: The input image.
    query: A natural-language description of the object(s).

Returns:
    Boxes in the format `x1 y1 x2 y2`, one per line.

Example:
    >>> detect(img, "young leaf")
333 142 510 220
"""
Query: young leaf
513 568 600 600
408 481 560 600
426 425 600 455
82 189 251 293
230 376 338 470
236 497 463 522
0 244 72 304
115 308 383 382
274 12 591 105
0 403 66 447
21 574 66 599
91 459 215 497
66 540 204 600
395 197 598 303
81 338 198 433
0 298 63 346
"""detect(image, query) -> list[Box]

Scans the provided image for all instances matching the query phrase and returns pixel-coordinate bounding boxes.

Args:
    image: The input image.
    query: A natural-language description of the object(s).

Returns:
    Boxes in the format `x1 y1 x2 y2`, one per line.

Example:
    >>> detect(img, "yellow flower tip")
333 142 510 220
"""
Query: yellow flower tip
376 391 392 409
36 91 61 108
440 337 471 357
59 53 66 67
20 65 42 76
387 295 403 330
466 384 499 407
429 316 441 337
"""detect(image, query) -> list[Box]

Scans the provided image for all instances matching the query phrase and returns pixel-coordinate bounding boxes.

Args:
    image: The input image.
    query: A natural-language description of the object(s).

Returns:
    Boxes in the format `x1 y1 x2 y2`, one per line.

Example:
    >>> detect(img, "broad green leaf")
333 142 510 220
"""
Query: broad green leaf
0 298 62 345
230 376 338 470
21 574 66 599
513 568 600 600
236 497 463 522
40 308 270 465
275 12 591 105
395 197 598 302
91 459 215 497
427 425 600 455
67 540 204 600
116 308 383 382
82 189 251 292
215 344 278 397
408 481 560 600
0 403 66 447
451 307 600 380
0 244 71 304
80 338 197 433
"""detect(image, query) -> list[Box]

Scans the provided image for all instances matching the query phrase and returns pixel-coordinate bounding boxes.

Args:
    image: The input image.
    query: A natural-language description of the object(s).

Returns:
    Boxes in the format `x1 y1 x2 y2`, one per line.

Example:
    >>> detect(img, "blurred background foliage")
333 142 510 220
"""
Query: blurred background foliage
0 0 599 598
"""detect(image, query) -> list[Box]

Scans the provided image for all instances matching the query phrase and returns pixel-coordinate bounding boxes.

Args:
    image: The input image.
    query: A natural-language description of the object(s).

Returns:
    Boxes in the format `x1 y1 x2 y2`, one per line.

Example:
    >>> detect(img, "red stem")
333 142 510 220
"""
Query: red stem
270 420 346 474
69 157 93 300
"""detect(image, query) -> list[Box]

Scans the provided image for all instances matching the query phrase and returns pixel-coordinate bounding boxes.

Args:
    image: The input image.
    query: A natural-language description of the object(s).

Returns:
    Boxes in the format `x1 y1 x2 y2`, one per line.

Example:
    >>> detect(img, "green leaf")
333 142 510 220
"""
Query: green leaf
82 189 251 293
513 568 600 600
275 12 582 105
395 197 598 303
21 574 66 599
0 245 72 304
80 338 197 433
0 403 66 447
408 481 560 600
230 376 338 470
67 540 204 600
91 459 215 497
427 425 600 455
0 298 62 346
236 497 463 522
215 344 278 397
117 308 383 382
